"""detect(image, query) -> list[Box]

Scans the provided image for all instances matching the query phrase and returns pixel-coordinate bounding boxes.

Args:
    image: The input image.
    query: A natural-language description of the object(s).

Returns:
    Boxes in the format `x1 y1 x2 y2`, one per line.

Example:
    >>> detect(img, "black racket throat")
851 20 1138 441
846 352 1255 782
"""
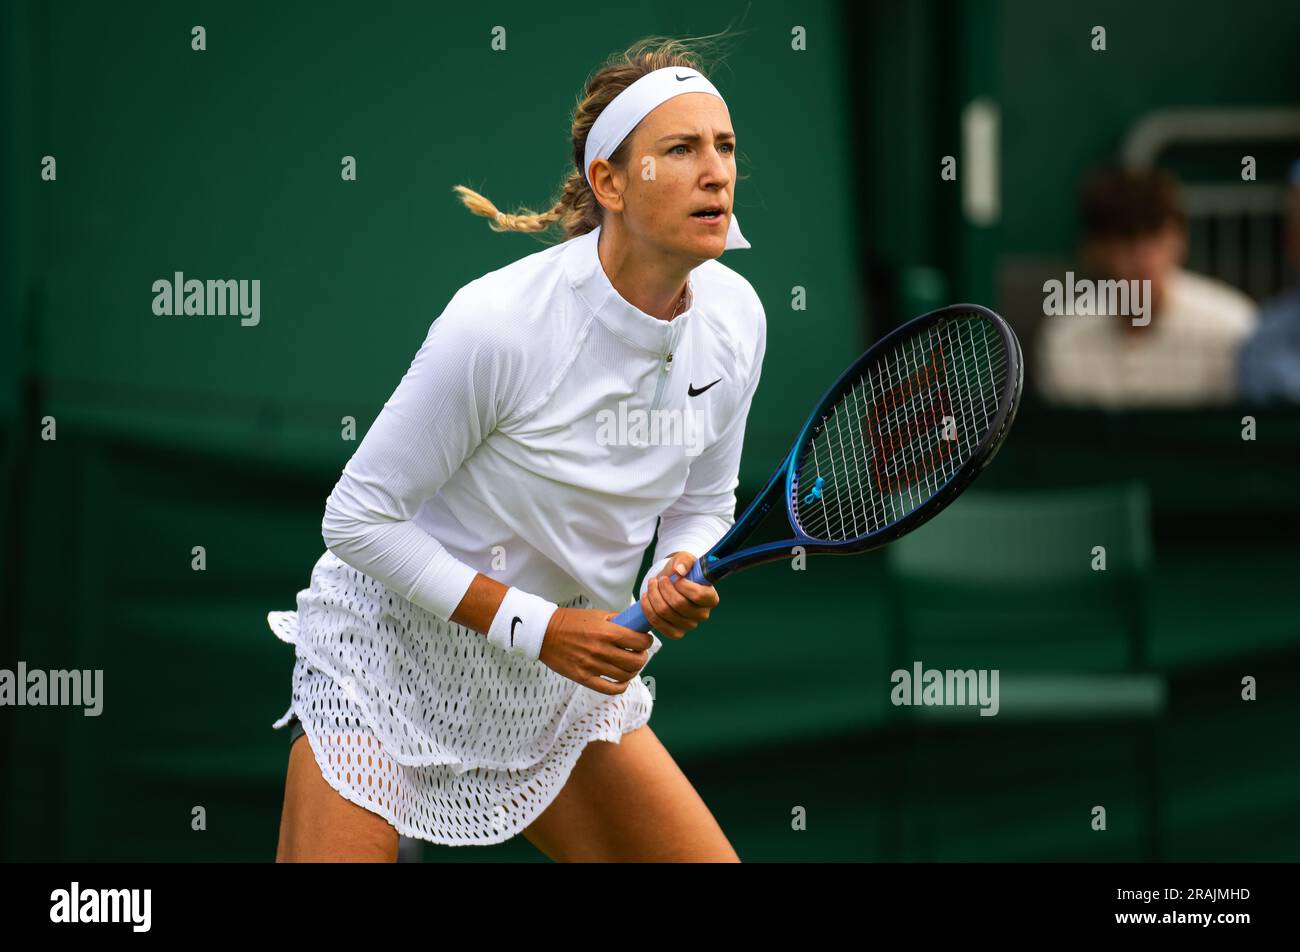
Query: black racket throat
699 453 804 583
700 303 1023 584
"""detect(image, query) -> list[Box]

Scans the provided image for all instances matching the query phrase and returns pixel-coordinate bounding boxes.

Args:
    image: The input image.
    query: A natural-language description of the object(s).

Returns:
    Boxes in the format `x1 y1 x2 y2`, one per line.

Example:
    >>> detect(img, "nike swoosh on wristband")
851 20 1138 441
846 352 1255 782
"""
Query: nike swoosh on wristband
688 378 722 397
510 616 522 647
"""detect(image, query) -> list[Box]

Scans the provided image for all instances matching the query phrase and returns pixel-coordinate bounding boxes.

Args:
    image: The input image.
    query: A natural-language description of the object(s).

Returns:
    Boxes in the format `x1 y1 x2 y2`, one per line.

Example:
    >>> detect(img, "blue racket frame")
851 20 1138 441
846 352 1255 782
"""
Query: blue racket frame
611 303 1023 633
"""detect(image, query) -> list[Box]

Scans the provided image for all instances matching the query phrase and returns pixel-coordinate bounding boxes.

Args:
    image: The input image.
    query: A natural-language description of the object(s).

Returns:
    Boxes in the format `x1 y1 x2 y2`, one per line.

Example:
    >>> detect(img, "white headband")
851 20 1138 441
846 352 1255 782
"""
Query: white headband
583 66 750 250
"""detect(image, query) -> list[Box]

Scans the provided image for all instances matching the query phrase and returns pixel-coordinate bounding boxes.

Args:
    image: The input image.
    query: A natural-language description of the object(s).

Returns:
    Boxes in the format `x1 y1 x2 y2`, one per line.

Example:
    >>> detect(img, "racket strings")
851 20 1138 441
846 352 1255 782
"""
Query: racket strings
794 315 1007 541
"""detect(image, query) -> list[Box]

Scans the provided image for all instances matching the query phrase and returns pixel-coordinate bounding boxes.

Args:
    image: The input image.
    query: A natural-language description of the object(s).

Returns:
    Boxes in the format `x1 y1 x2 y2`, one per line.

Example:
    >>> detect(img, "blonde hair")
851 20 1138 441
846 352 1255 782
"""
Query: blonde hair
453 31 744 244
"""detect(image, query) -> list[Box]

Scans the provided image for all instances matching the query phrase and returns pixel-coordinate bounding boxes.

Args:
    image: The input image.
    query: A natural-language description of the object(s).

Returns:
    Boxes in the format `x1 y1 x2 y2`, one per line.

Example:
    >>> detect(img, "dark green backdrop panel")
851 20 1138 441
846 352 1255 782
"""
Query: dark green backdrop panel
28 0 865 490
999 0 1300 257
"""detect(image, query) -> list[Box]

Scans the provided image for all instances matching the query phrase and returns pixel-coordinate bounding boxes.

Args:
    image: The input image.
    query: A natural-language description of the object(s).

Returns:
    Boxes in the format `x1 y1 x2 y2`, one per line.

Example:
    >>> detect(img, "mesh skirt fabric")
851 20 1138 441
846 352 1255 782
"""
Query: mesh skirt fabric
268 550 659 846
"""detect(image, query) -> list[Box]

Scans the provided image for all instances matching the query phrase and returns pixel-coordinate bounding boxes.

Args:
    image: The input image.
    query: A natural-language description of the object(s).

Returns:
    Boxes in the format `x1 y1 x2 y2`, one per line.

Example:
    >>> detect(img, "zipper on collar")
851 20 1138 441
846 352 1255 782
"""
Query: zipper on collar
648 322 682 412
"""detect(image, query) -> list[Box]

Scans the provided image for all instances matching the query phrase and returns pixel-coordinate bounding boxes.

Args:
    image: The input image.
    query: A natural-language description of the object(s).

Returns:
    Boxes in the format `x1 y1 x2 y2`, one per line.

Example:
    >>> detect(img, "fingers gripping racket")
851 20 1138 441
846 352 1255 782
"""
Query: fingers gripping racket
612 303 1024 633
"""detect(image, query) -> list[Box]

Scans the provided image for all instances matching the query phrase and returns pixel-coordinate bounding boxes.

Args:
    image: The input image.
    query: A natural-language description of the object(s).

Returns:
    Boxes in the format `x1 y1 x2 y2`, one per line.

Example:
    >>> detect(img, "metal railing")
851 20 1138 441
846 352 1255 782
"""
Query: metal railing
1122 107 1300 301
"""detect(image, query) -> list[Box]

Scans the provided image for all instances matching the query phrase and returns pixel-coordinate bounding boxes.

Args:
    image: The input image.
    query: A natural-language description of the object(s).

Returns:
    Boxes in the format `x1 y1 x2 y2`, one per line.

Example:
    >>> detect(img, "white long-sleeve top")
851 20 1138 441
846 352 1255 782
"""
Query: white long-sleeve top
319 223 767 620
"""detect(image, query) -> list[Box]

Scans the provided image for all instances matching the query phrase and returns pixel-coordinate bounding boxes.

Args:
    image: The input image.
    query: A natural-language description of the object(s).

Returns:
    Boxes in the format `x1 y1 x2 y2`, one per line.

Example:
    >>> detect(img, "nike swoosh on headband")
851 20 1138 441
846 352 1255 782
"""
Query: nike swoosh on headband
675 74 695 81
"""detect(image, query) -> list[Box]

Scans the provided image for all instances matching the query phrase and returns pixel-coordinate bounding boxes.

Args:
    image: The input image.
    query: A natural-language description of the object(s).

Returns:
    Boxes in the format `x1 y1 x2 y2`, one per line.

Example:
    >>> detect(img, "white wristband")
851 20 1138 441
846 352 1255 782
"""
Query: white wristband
486 587 558 661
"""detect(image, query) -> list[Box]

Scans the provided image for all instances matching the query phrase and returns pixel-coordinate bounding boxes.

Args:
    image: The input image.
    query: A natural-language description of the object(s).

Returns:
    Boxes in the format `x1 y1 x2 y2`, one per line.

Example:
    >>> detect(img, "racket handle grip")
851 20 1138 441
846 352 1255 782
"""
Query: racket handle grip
610 560 710 633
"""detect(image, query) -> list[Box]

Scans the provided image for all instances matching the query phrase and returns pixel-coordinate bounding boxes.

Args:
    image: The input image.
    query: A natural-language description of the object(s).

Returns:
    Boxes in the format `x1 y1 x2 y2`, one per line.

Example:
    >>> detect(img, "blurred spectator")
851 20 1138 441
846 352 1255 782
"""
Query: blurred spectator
1237 159 1300 403
1038 165 1257 408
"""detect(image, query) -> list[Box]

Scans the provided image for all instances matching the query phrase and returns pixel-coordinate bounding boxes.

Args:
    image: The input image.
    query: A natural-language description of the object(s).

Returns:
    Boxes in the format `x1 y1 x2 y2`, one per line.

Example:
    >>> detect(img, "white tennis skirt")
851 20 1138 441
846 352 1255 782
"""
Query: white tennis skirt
268 550 659 847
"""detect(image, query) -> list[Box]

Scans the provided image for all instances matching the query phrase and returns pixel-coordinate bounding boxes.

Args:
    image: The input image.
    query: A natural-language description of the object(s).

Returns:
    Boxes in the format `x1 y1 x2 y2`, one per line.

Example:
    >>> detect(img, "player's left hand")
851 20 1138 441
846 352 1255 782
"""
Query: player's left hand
640 551 720 640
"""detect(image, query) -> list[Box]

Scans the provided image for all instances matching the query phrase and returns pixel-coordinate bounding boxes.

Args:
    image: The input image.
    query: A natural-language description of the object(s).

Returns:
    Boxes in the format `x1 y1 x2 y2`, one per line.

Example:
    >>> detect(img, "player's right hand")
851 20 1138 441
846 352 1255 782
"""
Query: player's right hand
538 608 654 695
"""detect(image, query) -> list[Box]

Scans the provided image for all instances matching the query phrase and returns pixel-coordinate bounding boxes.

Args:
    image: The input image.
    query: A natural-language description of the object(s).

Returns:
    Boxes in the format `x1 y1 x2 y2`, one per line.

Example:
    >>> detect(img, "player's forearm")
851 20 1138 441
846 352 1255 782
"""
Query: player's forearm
448 572 511 636
322 506 479 621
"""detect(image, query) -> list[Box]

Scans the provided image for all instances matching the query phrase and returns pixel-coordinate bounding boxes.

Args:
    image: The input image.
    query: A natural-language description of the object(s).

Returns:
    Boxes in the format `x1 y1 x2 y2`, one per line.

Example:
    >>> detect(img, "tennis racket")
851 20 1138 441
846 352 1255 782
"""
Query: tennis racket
612 302 1024 633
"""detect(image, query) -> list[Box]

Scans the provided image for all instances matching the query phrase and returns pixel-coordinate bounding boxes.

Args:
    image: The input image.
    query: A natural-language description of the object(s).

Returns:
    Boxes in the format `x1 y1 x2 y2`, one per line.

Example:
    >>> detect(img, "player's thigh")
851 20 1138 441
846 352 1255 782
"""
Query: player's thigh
276 733 399 863
522 724 739 862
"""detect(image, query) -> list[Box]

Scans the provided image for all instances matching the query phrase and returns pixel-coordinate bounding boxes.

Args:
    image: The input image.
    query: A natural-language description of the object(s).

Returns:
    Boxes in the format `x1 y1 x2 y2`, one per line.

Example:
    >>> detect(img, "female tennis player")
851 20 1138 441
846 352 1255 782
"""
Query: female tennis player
268 36 765 862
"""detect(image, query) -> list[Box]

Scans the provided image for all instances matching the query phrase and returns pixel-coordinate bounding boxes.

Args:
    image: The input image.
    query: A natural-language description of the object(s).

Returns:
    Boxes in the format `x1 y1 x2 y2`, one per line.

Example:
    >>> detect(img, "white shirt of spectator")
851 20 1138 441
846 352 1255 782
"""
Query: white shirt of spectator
1037 268 1257 408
